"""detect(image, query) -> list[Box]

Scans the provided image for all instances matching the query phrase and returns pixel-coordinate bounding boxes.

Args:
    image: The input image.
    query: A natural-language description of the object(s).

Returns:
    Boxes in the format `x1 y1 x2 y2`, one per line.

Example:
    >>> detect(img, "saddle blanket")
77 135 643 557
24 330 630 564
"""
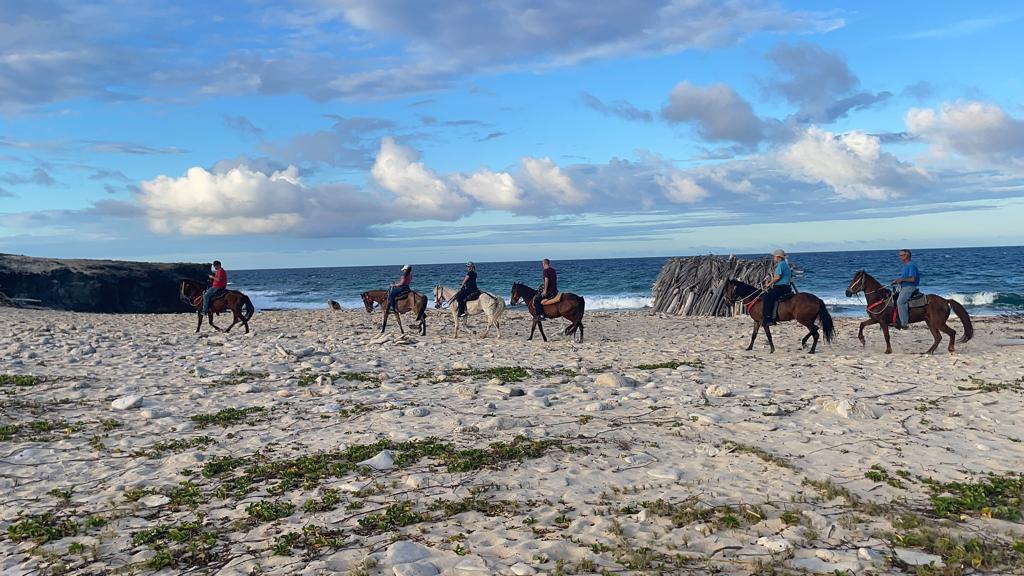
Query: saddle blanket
908 291 927 308
541 293 562 305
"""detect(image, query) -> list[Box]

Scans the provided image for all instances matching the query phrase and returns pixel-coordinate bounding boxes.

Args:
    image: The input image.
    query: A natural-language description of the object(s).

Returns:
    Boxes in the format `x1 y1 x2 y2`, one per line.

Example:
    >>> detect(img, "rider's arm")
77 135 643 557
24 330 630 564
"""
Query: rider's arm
460 275 469 288
542 278 549 294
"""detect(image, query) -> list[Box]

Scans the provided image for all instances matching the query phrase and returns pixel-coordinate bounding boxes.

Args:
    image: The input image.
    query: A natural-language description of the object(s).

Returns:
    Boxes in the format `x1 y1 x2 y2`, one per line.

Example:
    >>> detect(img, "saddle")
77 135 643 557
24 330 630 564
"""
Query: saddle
907 290 927 308
465 291 481 302
541 293 562 305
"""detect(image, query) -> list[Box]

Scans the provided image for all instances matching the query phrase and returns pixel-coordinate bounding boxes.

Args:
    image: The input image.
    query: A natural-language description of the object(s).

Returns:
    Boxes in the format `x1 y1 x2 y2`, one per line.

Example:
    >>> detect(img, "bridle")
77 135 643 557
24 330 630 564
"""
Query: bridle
723 281 764 306
434 285 451 309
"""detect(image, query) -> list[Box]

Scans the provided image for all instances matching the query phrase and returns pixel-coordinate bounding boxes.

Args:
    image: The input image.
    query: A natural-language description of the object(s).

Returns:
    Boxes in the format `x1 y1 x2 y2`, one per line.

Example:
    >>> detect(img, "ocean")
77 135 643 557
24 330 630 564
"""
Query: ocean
230 246 1024 317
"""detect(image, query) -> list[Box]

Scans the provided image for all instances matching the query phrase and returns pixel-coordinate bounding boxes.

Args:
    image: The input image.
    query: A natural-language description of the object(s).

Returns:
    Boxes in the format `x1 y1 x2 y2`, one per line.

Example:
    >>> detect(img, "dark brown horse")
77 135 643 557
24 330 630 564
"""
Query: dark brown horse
363 289 428 335
510 282 585 342
723 280 834 353
179 279 255 334
845 270 973 354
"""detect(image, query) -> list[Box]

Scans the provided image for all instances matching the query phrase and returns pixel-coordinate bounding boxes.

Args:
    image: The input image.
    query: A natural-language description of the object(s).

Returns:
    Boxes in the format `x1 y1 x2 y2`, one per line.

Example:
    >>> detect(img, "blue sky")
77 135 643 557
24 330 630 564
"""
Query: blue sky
1 0 1023 268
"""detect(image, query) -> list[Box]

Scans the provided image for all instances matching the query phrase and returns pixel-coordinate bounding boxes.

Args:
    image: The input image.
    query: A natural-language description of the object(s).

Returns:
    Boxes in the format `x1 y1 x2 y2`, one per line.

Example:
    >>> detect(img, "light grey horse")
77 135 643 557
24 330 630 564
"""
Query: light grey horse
433 285 506 339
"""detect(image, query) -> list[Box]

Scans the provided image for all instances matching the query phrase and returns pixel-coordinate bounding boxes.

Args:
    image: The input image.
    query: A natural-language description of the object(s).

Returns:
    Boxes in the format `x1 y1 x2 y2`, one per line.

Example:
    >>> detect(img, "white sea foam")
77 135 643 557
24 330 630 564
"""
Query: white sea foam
944 291 999 306
584 295 653 310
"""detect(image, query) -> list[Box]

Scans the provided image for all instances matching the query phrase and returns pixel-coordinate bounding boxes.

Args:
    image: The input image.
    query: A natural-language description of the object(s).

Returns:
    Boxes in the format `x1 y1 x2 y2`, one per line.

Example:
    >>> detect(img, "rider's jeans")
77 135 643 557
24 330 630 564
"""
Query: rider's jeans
896 286 914 326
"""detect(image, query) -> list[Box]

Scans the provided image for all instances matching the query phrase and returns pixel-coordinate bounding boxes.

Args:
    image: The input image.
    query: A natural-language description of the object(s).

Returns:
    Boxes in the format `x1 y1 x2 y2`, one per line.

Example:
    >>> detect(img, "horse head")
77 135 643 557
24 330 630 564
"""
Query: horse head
510 283 523 306
722 280 737 304
179 279 202 307
434 285 444 309
845 269 866 297
360 292 375 313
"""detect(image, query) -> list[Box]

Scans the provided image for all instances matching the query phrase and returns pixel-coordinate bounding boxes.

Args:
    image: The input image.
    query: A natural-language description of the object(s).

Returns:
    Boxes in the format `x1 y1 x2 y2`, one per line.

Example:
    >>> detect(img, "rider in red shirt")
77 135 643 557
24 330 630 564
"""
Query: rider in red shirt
202 260 228 314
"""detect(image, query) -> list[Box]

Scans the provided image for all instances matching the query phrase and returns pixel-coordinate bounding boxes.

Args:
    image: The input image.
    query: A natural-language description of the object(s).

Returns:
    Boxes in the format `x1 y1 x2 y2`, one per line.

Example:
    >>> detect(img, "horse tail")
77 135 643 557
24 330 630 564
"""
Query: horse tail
817 297 835 344
416 294 427 322
242 294 255 322
949 299 973 343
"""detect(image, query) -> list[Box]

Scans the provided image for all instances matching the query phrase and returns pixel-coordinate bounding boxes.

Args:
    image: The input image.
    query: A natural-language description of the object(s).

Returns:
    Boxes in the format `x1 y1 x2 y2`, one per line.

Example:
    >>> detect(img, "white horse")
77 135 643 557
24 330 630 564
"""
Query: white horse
433 285 506 339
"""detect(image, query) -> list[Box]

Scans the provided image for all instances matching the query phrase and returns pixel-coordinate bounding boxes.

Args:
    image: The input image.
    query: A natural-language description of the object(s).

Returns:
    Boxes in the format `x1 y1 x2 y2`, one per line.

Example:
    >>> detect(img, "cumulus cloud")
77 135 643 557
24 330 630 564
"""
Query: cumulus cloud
519 157 590 208
137 164 388 237
581 92 652 122
371 137 472 220
661 81 764 145
780 127 931 199
906 101 1024 168
452 169 524 210
261 116 395 170
655 173 709 203
766 42 890 123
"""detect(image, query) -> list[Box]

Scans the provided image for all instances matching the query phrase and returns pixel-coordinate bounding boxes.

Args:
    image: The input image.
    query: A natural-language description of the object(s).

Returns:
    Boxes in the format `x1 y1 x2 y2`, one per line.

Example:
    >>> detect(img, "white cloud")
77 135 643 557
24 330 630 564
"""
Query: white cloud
661 81 764 145
371 137 472 220
656 173 709 203
906 101 1024 168
137 164 387 236
452 169 524 210
519 157 590 207
780 127 930 200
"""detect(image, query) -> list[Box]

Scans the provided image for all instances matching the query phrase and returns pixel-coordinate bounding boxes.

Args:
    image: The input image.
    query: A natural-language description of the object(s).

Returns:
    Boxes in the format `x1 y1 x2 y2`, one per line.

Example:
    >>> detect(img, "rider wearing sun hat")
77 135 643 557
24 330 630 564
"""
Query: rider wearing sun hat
761 249 792 326
388 264 412 311
452 261 480 317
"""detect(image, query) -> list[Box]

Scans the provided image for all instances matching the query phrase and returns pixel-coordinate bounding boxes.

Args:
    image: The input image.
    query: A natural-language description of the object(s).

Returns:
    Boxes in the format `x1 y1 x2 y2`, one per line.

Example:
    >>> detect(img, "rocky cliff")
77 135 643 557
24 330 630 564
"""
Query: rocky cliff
0 253 210 313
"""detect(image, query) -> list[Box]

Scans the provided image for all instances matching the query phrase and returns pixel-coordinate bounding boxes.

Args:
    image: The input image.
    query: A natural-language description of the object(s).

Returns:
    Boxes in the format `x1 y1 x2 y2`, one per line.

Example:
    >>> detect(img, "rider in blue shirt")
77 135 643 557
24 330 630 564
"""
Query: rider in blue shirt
892 249 920 329
761 249 792 326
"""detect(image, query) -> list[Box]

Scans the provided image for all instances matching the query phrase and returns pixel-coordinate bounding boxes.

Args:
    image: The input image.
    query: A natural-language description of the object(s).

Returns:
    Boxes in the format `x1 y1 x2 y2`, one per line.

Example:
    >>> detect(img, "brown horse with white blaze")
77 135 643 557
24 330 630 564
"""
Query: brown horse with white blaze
179 279 255 333
510 282 585 342
845 270 973 354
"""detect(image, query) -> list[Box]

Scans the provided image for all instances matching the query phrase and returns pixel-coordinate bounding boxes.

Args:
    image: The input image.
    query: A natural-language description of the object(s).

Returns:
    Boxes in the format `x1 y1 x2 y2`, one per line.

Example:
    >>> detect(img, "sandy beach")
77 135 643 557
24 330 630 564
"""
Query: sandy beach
1 307 1022 575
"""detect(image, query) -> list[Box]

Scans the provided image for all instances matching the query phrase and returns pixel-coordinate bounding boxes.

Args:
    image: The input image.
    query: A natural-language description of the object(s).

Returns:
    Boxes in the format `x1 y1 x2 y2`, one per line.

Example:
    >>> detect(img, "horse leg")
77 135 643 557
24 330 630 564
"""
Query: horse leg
800 319 819 353
537 319 548 342
395 311 405 335
528 319 537 341
857 319 876 347
195 311 202 333
940 320 957 353
451 309 459 338
764 325 775 353
380 306 390 333
224 304 239 333
208 311 222 332
577 321 583 343
879 323 892 354
746 322 760 351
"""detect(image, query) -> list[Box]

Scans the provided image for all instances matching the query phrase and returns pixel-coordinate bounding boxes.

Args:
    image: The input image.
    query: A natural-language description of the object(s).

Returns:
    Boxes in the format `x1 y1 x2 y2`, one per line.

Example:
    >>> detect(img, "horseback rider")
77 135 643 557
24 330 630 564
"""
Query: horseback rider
388 264 413 312
891 249 920 329
761 249 792 327
533 259 558 321
452 262 480 317
202 260 228 314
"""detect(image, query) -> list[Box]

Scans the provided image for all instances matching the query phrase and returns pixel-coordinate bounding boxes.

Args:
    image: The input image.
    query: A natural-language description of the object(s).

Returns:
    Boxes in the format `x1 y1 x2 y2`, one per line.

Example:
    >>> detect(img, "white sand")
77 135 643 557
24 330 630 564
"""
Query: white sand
1 307 1022 575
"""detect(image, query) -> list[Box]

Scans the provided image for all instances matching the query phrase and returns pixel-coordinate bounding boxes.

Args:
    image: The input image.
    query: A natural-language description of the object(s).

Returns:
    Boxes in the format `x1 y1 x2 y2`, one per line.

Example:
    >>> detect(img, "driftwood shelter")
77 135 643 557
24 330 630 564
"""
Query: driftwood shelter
650 255 788 316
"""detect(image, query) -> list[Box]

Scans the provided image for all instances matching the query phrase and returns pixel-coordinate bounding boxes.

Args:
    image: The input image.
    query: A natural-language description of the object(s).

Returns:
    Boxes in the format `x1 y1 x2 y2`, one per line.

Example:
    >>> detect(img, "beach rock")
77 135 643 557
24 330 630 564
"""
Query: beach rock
507 387 525 397
141 494 170 508
584 401 610 411
817 397 881 419
358 450 395 470
111 395 143 410
595 373 636 388
453 556 489 575
235 383 257 394
193 366 213 378
646 467 683 481
705 384 731 397
894 547 943 567
756 536 793 553
393 562 439 576
481 416 535 431
383 540 432 565
451 361 470 370
410 407 430 417
530 388 556 397
858 547 885 567
510 562 537 576
688 412 721 426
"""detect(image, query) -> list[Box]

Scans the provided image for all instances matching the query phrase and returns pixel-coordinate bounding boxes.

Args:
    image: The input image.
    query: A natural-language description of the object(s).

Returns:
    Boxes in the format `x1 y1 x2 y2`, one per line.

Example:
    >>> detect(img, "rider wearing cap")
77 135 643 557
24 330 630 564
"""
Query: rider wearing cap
388 264 412 311
452 262 480 317
891 249 920 329
761 249 792 327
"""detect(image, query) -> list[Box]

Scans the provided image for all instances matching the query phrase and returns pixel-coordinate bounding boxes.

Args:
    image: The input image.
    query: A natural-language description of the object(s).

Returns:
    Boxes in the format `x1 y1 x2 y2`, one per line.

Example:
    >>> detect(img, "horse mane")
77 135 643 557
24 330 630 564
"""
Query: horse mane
726 279 758 297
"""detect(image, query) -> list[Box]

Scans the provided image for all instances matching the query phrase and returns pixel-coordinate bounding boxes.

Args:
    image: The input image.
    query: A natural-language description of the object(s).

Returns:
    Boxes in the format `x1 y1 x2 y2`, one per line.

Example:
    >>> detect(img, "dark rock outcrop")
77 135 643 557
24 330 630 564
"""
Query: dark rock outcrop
0 253 210 313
